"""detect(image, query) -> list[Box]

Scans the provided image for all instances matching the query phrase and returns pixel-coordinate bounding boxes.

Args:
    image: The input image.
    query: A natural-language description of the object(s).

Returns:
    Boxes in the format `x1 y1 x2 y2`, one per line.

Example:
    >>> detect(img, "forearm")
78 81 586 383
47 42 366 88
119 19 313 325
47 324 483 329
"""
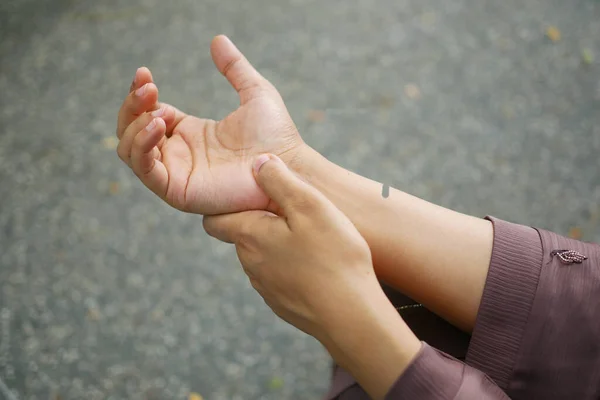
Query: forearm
317 282 422 400
319 285 512 400
294 145 493 332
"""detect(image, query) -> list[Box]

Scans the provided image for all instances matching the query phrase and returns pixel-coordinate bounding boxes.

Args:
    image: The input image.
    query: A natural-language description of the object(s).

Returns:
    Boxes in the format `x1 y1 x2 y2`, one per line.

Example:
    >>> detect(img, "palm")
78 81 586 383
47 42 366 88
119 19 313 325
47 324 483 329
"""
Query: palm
121 36 307 215
160 95 302 215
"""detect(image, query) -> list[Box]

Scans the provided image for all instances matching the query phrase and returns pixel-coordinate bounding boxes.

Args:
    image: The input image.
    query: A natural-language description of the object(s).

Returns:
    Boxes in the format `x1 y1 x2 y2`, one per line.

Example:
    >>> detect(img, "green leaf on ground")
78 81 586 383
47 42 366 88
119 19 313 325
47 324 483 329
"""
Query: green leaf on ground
269 377 284 390
582 48 595 64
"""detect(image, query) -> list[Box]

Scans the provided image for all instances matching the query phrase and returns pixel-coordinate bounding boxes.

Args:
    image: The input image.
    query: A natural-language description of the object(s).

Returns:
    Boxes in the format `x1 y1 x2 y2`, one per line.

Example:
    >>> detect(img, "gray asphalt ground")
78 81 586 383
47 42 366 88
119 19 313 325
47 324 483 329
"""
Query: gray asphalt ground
1 0 599 399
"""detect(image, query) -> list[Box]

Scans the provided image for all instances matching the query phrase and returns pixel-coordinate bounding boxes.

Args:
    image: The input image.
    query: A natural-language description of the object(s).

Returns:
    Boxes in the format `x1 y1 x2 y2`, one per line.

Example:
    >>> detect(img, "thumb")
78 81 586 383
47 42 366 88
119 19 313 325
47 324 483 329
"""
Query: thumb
210 35 270 104
253 154 321 216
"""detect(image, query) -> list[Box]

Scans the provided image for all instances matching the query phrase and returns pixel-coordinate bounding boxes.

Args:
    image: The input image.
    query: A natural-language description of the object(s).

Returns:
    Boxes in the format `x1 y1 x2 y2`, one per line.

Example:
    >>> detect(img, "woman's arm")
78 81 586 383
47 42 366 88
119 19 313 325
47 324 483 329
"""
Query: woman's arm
294 146 494 333
319 283 422 399
203 154 509 400
116 37 490 332
321 290 511 399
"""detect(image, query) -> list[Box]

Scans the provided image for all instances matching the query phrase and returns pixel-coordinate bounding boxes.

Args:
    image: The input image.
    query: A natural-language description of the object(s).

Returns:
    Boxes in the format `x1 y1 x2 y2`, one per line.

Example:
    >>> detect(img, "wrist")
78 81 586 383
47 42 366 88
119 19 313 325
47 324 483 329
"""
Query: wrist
319 282 420 359
287 145 383 232
317 280 421 399
282 141 334 184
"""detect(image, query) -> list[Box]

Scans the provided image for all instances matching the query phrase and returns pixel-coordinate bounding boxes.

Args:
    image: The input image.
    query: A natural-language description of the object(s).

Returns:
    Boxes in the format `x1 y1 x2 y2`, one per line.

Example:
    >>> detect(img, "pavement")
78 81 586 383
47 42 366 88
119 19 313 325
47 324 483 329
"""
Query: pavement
0 0 599 399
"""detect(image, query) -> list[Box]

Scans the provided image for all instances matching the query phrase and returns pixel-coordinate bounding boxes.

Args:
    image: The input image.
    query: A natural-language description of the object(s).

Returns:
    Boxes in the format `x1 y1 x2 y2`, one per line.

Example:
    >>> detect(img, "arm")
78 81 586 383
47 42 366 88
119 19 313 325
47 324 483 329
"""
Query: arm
203 155 510 400
320 282 510 400
116 37 490 333
294 146 494 332
327 216 600 399
117 37 597 397
319 281 422 399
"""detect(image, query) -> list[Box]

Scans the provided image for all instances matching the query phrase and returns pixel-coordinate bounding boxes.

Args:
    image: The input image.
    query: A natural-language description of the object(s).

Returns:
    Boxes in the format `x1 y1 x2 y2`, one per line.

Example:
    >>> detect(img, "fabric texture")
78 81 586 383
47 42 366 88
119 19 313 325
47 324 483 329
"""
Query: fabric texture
325 217 600 399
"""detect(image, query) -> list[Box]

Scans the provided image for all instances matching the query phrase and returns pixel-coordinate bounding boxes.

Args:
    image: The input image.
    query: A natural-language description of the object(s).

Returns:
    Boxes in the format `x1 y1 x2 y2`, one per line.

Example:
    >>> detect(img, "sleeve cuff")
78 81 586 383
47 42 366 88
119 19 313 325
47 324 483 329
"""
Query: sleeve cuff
465 216 543 389
386 341 511 399
385 342 463 399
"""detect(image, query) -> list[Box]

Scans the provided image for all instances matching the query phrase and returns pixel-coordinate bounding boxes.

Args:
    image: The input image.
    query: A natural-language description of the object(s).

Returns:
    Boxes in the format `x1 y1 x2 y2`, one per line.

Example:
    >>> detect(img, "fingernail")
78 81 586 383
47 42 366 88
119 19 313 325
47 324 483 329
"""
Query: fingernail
145 118 157 132
253 154 271 174
135 83 147 97
151 106 165 117
221 35 234 47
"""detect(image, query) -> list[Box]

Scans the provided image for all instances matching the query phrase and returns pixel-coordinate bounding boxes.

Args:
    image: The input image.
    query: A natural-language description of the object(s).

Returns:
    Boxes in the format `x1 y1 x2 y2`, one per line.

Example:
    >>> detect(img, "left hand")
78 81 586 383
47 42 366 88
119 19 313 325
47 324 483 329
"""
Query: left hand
202 154 379 340
115 35 308 215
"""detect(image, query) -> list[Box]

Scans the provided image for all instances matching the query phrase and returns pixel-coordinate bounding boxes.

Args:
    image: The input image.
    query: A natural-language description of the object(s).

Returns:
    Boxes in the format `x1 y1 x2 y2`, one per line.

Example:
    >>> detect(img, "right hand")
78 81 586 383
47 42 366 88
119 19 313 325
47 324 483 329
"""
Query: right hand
115 35 309 215
203 154 378 340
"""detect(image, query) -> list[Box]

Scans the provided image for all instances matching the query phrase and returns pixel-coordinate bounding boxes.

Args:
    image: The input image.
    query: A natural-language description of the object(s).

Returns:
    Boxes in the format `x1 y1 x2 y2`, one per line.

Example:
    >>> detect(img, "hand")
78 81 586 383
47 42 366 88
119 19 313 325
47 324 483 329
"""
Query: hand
202 154 379 340
115 35 308 215
203 154 422 400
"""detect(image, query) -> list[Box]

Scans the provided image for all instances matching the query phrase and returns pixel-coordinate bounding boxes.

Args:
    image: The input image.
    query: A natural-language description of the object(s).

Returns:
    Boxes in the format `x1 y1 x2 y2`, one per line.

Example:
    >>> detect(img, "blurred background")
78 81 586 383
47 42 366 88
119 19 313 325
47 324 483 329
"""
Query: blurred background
0 0 599 399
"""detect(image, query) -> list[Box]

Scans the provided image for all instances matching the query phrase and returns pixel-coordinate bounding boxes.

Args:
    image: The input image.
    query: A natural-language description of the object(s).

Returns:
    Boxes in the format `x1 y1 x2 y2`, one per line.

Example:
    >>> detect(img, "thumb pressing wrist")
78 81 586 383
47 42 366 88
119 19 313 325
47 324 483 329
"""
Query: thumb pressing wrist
253 153 275 175
252 153 297 204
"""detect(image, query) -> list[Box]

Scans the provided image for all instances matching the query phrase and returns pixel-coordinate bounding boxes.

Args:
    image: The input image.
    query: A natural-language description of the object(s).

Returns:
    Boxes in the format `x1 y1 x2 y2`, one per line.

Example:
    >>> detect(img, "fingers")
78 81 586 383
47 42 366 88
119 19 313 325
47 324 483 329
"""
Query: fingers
117 81 159 139
117 105 176 168
210 35 273 104
252 154 325 218
130 117 169 199
161 104 188 137
118 67 188 139
203 211 283 244
129 66 153 93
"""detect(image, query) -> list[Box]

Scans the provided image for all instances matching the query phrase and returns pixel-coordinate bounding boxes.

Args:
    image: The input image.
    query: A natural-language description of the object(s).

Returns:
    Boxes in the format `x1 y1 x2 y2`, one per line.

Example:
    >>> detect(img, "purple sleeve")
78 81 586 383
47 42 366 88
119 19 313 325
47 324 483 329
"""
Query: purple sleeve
466 217 600 399
325 342 509 400
465 217 543 388
384 342 510 399
326 217 600 399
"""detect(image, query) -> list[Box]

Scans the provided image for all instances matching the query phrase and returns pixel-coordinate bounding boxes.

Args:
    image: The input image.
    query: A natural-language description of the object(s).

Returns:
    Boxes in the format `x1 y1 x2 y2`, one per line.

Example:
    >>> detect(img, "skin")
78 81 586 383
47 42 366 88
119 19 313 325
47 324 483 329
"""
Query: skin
116 35 494 397
203 154 421 399
116 35 304 214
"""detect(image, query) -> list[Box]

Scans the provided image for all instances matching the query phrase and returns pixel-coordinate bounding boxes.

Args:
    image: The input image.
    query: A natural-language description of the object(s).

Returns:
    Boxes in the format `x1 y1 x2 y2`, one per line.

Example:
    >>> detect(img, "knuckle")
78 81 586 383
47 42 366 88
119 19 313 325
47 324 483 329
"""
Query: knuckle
263 216 281 237
116 145 128 163
221 56 242 78
248 277 261 291
202 216 236 243
124 113 151 140
131 129 143 147
236 228 255 249
233 217 256 246
291 195 320 214
201 216 214 235
122 92 136 113
237 248 262 275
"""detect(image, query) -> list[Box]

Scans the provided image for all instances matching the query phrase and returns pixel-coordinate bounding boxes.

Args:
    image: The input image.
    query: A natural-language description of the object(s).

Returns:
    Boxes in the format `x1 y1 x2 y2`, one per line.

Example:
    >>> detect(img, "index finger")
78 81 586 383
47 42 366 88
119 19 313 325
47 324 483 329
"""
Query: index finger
116 68 159 139
203 211 283 244
128 66 152 93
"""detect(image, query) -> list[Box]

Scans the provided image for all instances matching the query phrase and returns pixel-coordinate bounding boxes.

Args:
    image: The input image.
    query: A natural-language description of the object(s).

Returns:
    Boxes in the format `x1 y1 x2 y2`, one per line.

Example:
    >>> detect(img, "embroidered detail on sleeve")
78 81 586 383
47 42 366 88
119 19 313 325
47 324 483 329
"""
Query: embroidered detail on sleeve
395 304 423 315
549 249 588 265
